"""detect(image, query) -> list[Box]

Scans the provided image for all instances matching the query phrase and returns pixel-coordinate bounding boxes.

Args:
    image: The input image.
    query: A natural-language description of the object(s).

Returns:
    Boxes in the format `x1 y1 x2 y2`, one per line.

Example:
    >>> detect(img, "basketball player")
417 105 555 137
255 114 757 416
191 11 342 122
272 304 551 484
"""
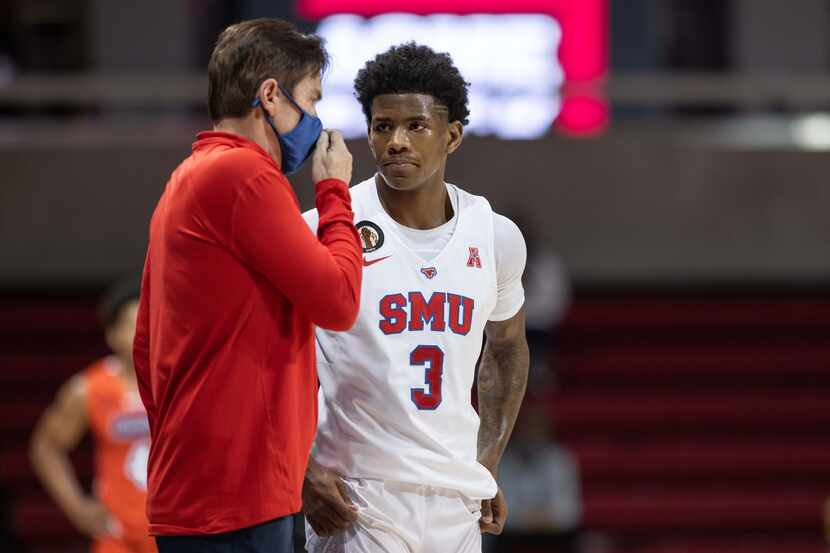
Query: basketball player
302 43 529 552
31 279 155 553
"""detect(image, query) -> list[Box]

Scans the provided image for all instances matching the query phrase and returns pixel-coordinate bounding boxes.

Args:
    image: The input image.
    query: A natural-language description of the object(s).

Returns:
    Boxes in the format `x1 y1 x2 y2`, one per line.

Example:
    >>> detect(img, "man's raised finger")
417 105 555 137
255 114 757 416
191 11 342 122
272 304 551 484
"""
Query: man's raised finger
327 129 345 148
315 130 330 152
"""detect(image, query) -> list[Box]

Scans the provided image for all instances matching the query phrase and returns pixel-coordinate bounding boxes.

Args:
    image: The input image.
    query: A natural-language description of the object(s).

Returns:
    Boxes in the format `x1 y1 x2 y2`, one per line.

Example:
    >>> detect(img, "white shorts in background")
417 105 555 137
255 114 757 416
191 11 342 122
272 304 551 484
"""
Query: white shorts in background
305 478 483 553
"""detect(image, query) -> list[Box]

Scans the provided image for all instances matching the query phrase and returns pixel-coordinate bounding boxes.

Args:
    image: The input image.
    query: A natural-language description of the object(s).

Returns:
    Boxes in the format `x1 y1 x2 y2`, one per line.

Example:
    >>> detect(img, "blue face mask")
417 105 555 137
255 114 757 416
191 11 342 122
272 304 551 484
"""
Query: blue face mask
252 83 323 175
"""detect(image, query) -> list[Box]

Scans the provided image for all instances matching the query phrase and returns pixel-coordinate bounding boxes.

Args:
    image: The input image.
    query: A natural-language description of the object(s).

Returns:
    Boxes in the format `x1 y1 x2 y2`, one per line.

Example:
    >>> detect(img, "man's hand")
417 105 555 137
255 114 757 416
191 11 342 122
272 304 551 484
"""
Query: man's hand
68 496 120 538
312 130 353 185
302 460 358 536
480 487 508 535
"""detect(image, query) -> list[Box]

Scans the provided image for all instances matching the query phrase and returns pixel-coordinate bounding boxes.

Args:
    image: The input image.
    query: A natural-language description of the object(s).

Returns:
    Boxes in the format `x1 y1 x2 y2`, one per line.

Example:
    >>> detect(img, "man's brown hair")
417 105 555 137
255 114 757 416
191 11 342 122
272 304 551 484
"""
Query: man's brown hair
208 19 328 123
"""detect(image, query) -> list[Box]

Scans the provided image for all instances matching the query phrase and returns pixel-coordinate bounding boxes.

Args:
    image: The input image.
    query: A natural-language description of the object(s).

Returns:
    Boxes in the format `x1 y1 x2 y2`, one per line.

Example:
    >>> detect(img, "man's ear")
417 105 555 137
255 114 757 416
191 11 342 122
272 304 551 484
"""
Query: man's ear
447 120 464 155
257 78 280 115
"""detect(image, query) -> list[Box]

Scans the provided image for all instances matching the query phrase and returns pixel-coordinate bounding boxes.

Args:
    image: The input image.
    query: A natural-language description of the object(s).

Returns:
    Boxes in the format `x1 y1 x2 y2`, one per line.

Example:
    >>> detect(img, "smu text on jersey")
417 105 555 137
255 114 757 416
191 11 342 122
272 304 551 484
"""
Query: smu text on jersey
379 292 474 335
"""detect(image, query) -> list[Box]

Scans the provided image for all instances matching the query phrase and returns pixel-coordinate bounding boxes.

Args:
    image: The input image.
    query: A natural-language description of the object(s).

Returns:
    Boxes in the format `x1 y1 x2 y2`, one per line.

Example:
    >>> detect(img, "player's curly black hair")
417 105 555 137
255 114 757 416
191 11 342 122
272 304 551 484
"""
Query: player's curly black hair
354 42 470 126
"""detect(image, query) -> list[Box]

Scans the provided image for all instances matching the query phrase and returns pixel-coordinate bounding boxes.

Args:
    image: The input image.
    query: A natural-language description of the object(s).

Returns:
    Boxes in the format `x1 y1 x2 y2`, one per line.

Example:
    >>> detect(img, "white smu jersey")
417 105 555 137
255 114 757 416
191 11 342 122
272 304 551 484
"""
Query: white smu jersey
304 177 500 500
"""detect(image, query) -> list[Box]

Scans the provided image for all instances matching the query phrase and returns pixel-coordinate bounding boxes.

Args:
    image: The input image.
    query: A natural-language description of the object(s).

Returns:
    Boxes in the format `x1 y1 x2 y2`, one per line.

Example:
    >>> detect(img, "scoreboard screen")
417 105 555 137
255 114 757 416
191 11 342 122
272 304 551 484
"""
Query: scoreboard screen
298 0 607 138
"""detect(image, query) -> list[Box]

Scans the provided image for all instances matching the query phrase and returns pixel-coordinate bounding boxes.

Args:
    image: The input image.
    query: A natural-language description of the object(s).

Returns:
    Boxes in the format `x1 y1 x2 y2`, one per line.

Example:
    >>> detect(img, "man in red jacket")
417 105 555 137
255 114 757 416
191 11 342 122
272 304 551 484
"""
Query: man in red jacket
132 18 362 553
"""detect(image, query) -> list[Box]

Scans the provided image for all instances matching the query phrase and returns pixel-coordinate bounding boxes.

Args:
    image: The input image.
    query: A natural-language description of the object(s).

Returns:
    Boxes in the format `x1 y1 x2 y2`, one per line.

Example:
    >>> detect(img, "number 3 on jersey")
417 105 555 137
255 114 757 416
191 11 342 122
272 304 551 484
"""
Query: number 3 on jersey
410 345 444 410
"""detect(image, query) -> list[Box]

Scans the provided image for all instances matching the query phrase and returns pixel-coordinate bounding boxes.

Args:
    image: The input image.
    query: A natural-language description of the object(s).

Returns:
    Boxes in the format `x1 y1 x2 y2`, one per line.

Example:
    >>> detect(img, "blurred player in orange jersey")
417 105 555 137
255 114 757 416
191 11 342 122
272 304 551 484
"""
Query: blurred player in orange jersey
30 278 155 553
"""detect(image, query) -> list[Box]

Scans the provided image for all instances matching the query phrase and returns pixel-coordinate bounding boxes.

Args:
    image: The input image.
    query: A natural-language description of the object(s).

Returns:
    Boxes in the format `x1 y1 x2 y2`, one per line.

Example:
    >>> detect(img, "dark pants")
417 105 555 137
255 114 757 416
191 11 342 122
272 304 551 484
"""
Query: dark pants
155 515 294 553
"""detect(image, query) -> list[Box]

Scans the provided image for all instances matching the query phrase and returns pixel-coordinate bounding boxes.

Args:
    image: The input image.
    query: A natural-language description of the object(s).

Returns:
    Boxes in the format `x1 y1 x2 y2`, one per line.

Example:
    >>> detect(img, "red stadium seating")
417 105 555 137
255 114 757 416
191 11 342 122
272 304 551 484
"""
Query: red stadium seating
563 298 830 328
14 494 79 542
556 345 830 385
547 295 830 553
0 295 101 551
632 538 827 553
2 292 829 553
584 487 825 531
570 439 830 482
550 390 830 434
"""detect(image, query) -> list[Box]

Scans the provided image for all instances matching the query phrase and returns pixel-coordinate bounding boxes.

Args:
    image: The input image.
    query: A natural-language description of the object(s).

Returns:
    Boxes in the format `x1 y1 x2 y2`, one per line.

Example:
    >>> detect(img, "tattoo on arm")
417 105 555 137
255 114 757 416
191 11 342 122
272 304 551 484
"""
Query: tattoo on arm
477 307 530 475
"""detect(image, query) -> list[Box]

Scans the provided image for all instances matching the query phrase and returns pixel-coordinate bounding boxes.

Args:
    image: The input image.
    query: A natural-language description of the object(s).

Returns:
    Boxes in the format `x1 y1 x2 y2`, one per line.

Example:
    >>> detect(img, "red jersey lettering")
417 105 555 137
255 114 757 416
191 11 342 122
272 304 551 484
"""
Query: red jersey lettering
379 293 407 334
408 292 446 332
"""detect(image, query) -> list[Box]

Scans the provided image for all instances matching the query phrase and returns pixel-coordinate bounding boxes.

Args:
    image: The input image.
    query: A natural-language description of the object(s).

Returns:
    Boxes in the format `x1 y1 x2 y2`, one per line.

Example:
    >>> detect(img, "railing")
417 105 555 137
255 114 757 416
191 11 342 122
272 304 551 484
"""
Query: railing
3 72 830 109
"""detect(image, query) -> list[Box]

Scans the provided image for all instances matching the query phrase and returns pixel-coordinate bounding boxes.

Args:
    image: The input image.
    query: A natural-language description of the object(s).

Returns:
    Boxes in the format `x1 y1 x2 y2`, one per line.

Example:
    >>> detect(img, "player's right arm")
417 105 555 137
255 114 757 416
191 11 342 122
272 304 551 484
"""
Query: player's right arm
301 203 359 535
29 374 116 538
302 457 358 536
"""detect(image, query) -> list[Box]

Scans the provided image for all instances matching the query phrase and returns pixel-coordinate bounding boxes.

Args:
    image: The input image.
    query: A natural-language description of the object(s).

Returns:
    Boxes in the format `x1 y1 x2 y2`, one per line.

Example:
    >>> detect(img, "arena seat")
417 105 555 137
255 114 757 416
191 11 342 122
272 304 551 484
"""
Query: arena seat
570 439 830 482
548 293 830 553
563 298 830 329
556 345 830 385
632 537 826 553
13 494 78 542
3 291 829 553
584 487 826 531
550 390 830 434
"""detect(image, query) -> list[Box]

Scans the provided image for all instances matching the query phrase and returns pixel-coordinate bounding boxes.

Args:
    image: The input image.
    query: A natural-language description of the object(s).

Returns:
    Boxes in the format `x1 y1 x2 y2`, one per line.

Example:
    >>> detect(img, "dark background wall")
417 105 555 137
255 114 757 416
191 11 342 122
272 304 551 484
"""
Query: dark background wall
2 126 829 285
3 0 830 286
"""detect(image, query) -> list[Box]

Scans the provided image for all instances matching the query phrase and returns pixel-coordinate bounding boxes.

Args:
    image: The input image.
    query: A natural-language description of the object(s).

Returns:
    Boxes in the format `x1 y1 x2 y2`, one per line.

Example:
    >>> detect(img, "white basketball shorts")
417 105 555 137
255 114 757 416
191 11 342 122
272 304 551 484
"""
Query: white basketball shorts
305 478 482 553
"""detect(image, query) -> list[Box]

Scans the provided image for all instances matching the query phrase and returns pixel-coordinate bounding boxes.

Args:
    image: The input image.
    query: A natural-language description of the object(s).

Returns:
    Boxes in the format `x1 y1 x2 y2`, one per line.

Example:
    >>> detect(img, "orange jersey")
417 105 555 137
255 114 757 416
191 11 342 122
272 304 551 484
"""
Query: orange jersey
84 358 155 553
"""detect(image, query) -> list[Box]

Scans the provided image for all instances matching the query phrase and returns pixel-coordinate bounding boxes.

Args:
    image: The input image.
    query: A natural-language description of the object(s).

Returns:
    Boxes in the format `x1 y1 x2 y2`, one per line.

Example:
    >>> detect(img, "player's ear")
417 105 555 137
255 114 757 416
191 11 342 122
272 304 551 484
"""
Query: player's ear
367 123 377 157
446 120 463 155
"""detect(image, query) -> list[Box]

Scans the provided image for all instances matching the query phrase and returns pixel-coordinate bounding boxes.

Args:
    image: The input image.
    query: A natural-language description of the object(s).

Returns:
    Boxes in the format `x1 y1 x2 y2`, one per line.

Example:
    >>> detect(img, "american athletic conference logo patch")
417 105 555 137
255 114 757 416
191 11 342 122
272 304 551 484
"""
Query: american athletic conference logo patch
356 220 384 253
467 247 482 268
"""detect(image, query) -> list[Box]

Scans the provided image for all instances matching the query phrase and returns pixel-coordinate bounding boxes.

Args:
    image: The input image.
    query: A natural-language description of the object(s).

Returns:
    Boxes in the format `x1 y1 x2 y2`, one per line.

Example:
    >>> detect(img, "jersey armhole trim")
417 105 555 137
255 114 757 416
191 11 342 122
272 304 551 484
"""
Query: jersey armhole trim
487 300 524 323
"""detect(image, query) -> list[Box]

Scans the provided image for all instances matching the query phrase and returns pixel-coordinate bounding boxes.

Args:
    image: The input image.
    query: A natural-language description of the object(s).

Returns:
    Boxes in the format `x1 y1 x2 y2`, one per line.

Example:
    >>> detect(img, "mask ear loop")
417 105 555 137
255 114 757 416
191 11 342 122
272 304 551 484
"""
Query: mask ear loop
252 83 305 121
250 96 285 161
276 83 305 113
